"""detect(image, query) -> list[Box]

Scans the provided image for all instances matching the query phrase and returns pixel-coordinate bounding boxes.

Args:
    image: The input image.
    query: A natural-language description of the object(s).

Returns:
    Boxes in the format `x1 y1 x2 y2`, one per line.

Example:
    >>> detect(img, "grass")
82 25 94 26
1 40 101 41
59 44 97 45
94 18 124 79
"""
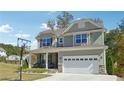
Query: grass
23 68 48 73
0 62 49 81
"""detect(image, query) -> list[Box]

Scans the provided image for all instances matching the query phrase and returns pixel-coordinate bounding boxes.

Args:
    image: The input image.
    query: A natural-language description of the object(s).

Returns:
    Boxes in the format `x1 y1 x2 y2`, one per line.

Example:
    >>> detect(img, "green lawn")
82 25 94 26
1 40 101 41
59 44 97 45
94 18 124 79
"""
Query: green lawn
0 63 49 81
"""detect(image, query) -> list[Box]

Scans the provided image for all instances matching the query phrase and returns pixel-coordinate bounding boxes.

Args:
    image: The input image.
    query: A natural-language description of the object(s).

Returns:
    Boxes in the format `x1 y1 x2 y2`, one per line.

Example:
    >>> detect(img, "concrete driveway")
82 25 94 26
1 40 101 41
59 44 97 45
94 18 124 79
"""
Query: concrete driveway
36 73 117 81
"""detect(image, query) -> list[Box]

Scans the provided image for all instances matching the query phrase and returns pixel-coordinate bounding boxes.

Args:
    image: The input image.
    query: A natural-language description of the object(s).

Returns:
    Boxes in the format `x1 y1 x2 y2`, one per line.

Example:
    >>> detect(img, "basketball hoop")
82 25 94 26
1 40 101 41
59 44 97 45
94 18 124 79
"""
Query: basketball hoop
17 38 31 81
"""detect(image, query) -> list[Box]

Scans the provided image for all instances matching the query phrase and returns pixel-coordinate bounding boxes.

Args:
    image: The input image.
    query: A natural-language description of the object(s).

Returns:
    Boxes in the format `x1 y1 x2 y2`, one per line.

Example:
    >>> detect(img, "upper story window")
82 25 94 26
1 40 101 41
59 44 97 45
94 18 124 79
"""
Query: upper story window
42 37 52 46
75 34 87 44
58 37 64 44
82 34 87 43
75 35 81 43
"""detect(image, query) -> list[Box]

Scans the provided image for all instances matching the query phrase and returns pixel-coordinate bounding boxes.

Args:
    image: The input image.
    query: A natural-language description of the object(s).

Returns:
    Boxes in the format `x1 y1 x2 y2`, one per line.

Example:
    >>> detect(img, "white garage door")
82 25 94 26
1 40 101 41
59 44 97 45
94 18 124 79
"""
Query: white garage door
63 55 99 74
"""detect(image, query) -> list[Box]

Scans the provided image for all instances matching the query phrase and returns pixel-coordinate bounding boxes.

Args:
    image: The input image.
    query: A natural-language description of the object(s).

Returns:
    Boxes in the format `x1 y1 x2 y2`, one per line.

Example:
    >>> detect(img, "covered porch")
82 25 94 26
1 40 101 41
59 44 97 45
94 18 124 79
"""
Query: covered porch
29 52 58 69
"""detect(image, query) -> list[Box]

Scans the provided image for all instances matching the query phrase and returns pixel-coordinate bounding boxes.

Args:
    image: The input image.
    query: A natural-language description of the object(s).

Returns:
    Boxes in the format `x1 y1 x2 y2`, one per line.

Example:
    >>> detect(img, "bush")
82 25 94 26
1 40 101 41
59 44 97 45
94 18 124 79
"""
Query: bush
0 57 6 63
22 68 48 73
22 59 28 69
114 67 124 77
106 56 113 75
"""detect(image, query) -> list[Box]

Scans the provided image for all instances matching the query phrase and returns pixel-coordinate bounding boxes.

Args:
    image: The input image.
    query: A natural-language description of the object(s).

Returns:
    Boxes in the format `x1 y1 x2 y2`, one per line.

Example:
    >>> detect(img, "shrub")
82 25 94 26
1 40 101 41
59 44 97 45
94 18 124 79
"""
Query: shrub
22 59 28 69
0 57 6 63
114 67 124 77
106 56 113 75
22 68 48 73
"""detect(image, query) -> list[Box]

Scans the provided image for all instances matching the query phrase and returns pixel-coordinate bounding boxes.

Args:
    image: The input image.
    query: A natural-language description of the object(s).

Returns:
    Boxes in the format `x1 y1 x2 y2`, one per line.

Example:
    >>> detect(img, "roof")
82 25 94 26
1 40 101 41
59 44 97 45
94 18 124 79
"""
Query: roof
36 29 65 39
0 47 6 52
31 45 108 54
36 19 104 39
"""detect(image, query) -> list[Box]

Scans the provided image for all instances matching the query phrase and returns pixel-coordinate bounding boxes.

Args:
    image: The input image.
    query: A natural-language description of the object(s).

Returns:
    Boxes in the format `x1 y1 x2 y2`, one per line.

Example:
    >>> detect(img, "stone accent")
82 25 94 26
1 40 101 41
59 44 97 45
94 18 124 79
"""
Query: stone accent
58 63 63 73
99 65 106 74
48 69 58 73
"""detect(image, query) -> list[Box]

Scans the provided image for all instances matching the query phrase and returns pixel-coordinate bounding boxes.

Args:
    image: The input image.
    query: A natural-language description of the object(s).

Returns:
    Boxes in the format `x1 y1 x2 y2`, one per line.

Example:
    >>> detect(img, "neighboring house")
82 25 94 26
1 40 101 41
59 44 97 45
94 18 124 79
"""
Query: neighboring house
30 19 108 74
6 54 29 62
6 55 20 61
0 47 7 57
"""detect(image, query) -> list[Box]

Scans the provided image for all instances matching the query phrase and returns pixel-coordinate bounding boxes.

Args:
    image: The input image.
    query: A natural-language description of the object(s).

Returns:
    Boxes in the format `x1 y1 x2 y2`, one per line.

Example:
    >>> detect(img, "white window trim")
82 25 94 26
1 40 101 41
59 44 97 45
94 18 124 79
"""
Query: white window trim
42 37 52 46
75 34 88 44
75 34 81 44
58 37 64 45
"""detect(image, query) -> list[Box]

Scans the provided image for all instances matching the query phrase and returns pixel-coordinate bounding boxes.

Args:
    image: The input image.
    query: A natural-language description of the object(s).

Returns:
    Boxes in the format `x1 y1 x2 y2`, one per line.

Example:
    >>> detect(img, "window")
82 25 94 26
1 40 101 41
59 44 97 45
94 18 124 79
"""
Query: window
68 58 71 61
85 58 88 61
82 34 87 43
72 59 75 61
76 58 79 61
42 37 52 46
75 34 87 44
89 58 93 61
58 37 64 44
80 58 83 61
94 58 97 60
64 59 67 61
76 35 81 43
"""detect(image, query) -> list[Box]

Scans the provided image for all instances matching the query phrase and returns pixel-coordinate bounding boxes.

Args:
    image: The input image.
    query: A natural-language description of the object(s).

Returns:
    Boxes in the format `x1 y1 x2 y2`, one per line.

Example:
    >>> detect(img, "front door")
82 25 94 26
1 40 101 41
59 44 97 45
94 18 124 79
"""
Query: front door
48 53 58 69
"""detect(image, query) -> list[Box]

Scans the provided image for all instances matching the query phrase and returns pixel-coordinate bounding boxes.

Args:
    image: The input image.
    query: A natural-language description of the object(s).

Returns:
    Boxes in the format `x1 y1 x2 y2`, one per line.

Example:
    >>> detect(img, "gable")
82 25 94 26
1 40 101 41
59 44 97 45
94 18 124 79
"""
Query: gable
64 19 103 34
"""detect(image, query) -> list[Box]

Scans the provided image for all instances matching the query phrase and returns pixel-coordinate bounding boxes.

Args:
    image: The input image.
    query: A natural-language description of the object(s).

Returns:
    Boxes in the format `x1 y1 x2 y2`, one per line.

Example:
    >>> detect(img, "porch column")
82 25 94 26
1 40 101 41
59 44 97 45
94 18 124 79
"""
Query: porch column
45 52 48 69
73 34 75 46
88 32 90 45
29 52 32 68
103 49 107 73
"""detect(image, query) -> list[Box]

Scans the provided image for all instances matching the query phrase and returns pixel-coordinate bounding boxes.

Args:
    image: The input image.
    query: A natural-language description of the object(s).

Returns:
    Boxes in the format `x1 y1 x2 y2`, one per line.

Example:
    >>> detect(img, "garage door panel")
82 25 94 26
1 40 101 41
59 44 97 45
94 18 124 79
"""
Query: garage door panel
64 61 95 68
64 68 93 74
63 55 99 74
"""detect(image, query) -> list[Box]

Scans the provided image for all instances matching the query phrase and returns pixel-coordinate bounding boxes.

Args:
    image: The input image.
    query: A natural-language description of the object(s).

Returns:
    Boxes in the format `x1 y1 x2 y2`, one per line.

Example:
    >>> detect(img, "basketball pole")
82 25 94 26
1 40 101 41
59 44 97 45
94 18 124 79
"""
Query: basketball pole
17 38 31 81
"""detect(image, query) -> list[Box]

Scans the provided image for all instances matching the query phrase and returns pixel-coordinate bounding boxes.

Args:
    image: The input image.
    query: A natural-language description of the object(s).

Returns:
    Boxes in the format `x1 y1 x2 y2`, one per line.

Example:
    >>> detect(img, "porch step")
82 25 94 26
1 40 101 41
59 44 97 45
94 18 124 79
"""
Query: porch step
48 69 58 73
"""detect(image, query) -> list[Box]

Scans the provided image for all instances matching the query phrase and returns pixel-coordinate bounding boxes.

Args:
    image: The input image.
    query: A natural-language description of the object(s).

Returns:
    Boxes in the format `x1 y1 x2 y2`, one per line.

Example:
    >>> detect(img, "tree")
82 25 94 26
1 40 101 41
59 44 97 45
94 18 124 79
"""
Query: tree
0 43 20 56
47 19 56 31
105 18 124 75
119 18 124 33
47 11 74 30
47 19 58 47
105 29 120 74
57 11 74 29
47 11 74 47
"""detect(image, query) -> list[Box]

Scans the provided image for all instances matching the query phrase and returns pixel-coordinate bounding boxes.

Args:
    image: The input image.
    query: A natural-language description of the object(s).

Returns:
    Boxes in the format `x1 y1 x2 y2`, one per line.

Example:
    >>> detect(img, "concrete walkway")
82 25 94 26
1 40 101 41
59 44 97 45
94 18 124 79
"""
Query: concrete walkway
36 73 117 81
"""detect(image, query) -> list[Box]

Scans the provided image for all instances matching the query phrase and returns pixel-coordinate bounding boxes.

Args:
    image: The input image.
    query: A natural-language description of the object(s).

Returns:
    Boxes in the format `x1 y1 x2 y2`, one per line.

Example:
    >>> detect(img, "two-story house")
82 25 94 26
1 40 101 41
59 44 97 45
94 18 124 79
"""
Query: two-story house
29 19 108 74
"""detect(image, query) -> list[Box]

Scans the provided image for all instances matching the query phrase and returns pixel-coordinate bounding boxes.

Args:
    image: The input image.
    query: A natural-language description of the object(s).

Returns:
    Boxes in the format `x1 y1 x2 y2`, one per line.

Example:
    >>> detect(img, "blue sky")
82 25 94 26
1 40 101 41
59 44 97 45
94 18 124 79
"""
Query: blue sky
0 11 124 49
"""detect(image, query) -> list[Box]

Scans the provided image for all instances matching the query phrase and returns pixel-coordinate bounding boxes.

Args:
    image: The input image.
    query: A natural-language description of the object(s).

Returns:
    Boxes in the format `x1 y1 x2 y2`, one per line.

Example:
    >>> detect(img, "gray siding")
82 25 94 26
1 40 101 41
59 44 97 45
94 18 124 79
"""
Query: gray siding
37 20 104 47
67 21 99 33
68 23 78 32
64 35 73 47
84 22 98 30
40 33 54 38
90 32 104 45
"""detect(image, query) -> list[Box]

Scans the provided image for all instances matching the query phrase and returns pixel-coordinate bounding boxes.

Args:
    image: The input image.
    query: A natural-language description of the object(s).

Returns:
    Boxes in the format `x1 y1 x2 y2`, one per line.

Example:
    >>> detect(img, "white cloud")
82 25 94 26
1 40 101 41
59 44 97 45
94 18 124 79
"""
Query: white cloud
75 18 81 20
31 40 37 50
0 24 13 33
15 33 30 39
40 23 50 30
